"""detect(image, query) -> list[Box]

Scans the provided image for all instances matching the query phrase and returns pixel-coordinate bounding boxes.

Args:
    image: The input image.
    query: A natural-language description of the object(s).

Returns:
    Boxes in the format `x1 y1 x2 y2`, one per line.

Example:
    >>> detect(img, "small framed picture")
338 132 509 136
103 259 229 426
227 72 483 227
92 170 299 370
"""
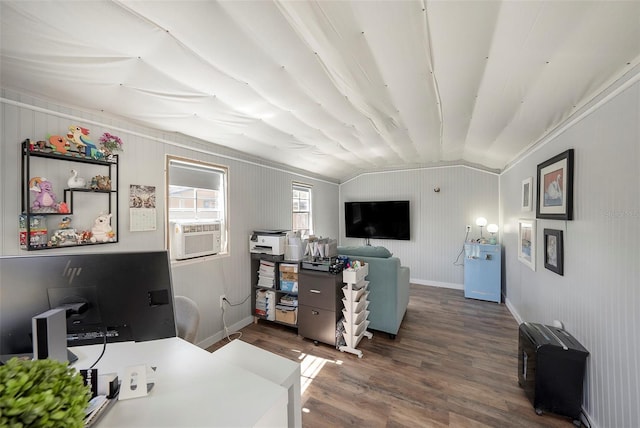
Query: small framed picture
544 229 564 275
536 149 574 220
518 219 536 271
521 177 533 211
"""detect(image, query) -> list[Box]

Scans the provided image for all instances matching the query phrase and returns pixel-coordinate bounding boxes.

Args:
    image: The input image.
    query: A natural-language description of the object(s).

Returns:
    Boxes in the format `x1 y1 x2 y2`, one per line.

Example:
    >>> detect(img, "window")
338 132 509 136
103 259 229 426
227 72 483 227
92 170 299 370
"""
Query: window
167 156 228 256
292 182 312 237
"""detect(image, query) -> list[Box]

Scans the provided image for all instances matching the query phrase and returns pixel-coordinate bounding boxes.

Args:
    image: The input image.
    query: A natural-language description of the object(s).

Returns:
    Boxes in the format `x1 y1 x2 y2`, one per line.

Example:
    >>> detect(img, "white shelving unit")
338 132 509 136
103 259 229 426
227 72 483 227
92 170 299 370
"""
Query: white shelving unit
339 263 373 358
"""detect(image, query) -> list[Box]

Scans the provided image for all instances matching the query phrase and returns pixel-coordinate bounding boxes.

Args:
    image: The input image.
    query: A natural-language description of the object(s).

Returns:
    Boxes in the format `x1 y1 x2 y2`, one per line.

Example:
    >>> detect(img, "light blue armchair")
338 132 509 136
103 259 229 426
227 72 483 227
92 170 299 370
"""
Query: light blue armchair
338 246 410 338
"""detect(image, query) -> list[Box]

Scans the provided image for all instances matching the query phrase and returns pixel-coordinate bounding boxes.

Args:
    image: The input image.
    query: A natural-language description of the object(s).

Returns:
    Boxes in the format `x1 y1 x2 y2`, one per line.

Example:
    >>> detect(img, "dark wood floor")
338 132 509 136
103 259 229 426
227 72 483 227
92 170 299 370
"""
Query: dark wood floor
207 284 575 427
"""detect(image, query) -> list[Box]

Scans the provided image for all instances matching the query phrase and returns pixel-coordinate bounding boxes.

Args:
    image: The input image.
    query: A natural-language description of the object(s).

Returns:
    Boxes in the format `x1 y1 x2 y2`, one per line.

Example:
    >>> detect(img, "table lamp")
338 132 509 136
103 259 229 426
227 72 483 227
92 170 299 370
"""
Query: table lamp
475 217 487 242
487 223 499 244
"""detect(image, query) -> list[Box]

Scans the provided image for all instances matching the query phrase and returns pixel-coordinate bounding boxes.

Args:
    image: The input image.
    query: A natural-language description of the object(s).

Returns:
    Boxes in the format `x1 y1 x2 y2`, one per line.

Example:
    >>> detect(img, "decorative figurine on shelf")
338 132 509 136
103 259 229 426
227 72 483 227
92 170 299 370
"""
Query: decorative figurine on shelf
47 135 71 155
98 132 123 159
25 139 48 152
66 125 103 159
67 169 86 189
49 216 78 247
19 214 48 249
58 202 70 214
29 177 59 212
78 230 92 244
90 213 115 243
49 228 79 247
33 140 48 152
89 175 111 191
58 216 72 229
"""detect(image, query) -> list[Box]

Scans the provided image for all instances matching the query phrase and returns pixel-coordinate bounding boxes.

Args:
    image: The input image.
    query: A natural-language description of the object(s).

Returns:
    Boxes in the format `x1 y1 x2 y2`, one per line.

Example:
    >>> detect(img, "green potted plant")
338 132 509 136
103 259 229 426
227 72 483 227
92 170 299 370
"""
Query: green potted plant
0 357 91 428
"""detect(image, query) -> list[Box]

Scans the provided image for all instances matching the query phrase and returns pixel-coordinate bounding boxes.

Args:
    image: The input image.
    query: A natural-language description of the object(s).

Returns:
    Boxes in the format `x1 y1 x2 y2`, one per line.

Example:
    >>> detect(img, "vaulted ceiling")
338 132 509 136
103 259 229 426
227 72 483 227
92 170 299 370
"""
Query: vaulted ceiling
2 1 639 181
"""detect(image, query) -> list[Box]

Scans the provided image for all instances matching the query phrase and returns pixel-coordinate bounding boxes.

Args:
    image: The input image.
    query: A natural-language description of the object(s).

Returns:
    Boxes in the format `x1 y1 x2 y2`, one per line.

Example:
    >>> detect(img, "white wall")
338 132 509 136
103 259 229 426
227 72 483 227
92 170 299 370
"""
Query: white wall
4 67 638 428
500 73 640 427
339 166 499 288
0 90 339 348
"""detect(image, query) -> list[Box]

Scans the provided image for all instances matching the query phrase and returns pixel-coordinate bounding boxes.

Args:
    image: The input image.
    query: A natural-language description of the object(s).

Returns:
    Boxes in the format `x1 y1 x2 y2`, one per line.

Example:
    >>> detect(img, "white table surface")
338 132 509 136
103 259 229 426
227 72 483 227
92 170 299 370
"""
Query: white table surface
212 340 301 428
71 337 288 427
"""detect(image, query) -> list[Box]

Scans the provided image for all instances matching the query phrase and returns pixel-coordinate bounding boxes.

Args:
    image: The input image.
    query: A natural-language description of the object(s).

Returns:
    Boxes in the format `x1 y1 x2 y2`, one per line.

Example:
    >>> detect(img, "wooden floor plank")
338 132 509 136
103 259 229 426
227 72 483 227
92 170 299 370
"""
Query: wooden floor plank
207 284 576 427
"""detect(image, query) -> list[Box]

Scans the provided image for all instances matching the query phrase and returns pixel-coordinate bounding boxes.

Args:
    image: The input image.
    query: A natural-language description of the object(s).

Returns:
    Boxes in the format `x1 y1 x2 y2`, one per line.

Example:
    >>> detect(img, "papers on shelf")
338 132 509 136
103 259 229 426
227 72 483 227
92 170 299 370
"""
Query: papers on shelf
255 289 276 320
278 294 298 307
257 260 276 288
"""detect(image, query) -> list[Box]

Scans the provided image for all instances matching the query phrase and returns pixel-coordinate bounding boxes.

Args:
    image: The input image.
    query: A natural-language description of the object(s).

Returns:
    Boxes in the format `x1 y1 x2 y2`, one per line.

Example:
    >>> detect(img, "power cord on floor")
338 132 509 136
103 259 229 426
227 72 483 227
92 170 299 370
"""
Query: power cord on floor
220 294 251 342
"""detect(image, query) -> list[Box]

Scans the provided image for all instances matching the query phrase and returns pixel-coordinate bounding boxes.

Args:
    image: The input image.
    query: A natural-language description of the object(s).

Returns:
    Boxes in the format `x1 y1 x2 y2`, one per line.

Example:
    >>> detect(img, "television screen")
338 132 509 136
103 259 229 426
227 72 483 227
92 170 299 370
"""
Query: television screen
345 201 410 240
0 251 176 358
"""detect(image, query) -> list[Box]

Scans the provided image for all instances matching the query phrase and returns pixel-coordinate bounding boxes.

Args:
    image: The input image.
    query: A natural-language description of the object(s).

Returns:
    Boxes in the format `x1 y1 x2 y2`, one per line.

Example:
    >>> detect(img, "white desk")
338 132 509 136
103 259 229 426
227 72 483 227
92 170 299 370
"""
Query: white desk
71 338 288 427
212 340 301 428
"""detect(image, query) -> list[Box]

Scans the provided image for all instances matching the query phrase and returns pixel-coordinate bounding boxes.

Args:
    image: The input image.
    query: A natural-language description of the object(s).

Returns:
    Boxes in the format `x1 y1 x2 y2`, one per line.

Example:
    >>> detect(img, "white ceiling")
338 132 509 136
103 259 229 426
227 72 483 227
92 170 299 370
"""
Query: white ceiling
2 1 639 181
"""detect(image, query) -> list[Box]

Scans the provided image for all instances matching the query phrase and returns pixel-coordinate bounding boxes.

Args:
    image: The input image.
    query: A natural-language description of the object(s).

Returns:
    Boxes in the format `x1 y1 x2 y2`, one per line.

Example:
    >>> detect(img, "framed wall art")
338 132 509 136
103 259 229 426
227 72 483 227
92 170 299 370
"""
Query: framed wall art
518 219 536 271
544 229 564 275
521 177 533 211
536 149 574 220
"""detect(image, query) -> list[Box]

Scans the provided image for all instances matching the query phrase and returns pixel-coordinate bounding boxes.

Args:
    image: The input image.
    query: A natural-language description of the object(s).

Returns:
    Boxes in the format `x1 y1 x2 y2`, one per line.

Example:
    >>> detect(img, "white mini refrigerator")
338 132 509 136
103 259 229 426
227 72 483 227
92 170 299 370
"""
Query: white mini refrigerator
464 243 501 303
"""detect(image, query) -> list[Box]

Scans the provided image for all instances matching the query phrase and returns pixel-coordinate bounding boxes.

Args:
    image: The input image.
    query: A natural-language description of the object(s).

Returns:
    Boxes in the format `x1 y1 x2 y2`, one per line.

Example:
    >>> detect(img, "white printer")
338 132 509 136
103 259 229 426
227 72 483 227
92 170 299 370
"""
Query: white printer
249 230 287 255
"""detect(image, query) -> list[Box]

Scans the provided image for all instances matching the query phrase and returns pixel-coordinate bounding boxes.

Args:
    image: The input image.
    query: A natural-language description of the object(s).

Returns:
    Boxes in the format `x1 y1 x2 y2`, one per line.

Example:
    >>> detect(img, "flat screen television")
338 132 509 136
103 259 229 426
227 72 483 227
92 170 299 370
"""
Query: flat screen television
345 200 410 240
0 251 177 358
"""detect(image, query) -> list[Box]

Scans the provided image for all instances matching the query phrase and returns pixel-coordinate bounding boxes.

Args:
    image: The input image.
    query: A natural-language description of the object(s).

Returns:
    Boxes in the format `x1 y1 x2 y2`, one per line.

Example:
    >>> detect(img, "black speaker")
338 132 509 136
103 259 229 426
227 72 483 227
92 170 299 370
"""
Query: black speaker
32 308 68 362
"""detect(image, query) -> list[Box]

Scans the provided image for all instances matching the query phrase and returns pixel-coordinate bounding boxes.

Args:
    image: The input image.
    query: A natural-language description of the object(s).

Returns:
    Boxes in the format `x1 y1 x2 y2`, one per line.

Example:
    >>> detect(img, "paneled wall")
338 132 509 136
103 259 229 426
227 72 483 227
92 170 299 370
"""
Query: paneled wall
4 69 638 427
500 76 640 427
339 166 499 288
0 90 339 348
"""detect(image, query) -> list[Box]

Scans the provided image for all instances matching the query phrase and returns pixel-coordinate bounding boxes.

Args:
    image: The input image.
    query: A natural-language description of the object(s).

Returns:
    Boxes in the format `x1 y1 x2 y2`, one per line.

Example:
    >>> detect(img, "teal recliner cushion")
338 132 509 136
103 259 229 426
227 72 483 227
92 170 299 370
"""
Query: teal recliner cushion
337 246 392 258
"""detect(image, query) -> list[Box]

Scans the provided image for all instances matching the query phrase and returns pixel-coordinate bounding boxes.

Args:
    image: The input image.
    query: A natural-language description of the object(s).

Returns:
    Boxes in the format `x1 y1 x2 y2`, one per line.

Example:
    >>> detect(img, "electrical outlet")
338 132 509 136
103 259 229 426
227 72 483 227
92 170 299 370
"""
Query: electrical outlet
219 295 226 309
466 225 471 232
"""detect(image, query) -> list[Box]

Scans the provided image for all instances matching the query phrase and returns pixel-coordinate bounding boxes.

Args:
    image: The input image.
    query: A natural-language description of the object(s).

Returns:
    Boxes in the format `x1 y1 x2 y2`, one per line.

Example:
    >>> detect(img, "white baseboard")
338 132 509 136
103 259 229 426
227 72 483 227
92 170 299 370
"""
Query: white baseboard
195 315 254 350
411 278 463 290
504 297 523 325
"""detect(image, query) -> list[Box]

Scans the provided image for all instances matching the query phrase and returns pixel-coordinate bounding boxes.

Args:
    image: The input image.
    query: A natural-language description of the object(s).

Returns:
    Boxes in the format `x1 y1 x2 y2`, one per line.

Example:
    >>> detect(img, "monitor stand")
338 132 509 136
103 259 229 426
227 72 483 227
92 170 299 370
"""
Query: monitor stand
0 348 78 365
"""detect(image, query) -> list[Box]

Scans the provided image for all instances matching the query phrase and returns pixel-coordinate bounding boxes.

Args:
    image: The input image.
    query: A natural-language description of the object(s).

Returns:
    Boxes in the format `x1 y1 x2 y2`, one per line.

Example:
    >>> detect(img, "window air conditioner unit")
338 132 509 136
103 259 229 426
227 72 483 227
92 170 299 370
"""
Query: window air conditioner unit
171 221 221 260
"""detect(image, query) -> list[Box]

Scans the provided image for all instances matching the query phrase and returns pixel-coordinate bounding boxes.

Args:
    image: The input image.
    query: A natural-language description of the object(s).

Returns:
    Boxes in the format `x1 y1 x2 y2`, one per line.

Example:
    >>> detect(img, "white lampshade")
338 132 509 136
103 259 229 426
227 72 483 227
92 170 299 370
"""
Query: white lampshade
475 217 487 227
487 224 499 234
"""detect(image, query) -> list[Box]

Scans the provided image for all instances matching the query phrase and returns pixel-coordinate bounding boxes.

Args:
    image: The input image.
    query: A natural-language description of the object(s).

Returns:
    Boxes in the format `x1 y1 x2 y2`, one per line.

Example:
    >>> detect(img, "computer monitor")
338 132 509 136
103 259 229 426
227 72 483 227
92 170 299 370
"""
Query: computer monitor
0 251 177 358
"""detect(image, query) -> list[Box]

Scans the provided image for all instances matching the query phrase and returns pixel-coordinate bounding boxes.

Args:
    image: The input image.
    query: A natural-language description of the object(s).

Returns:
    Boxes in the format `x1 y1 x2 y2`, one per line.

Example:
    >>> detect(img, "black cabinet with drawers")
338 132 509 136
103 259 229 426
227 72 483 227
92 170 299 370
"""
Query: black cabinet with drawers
297 269 343 346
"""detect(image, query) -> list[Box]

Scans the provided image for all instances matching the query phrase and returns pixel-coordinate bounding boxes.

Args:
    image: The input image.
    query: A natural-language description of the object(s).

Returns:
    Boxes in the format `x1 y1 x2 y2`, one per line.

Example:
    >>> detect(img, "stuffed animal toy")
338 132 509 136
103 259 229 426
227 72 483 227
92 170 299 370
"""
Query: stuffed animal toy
90 213 115 243
58 202 70 214
78 230 93 244
89 175 111 191
29 177 58 211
